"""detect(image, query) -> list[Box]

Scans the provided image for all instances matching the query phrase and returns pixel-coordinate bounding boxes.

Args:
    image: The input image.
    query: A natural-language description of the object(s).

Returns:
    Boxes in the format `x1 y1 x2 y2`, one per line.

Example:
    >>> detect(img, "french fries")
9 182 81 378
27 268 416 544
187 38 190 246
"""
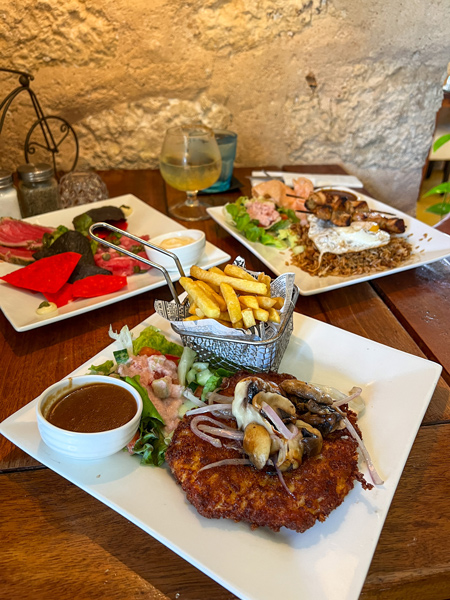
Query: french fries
190 265 268 295
220 282 242 324
179 277 221 319
223 264 257 282
180 262 285 331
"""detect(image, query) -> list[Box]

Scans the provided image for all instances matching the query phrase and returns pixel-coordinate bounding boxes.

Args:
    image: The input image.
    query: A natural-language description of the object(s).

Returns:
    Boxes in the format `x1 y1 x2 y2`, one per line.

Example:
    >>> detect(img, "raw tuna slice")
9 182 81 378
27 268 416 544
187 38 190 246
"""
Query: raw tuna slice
0 217 55 249
0 245 36 265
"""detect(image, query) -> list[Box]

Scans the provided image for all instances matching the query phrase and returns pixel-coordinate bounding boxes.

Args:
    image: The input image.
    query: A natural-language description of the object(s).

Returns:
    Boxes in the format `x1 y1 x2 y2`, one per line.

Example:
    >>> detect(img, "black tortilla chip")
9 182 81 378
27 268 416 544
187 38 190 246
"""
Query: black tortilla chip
75 206 125 226
33 230 95 264
68 262 112 283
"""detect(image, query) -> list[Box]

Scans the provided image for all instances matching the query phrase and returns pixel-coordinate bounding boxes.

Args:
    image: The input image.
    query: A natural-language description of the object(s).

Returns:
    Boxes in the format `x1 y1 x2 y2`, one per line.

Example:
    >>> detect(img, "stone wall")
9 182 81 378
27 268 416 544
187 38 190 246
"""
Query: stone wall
1 0 449 213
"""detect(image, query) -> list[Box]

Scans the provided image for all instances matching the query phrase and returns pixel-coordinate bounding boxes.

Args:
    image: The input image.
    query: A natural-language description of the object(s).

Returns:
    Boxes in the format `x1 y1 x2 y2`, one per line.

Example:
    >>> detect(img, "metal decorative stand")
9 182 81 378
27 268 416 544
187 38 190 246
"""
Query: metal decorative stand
0 67 79 175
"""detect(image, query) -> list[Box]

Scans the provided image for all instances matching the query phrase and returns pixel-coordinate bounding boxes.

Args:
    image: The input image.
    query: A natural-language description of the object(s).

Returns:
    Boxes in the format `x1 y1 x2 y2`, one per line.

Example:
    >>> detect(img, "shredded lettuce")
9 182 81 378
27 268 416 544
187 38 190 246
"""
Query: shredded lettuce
109 325 134 355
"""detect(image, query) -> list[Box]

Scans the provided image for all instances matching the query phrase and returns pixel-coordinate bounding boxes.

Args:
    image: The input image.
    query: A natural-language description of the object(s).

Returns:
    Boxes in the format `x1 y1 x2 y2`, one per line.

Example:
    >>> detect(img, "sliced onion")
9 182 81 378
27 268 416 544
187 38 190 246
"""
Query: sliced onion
333 387 363 407
224 443 246 453
275 441 287 468
271 461 295 498
197 424 244 440
190 415 238 431
342 415 384 485
182 388 206 407
187 403 234 416
190 416 222 448
198 458 251 473
261 401 296 440
206 390 233 404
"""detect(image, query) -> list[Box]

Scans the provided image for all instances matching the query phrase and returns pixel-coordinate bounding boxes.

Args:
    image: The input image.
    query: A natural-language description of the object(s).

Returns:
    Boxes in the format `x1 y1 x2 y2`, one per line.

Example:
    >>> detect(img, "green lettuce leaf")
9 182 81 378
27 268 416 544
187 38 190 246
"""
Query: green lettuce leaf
89 360 115 375
132 325 183 357
124 375 168 466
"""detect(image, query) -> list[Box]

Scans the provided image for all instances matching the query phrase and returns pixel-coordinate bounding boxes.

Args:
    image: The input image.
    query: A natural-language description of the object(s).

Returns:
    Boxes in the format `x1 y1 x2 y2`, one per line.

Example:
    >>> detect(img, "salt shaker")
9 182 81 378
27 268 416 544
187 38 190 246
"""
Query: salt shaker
0 170 21 219
17 163 60 217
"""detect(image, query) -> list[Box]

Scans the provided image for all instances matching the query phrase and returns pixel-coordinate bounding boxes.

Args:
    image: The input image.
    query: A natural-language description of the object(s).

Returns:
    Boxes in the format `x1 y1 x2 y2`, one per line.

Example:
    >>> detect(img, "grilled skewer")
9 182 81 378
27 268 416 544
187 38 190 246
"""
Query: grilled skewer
300 191 406 234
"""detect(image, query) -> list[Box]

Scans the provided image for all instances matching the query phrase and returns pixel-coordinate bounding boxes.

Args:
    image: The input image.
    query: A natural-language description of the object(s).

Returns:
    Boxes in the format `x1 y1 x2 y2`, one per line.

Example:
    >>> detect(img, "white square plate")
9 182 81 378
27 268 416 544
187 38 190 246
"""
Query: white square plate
0 312 441 600
250 170 364 188
0 195 230 331
207 192 450 295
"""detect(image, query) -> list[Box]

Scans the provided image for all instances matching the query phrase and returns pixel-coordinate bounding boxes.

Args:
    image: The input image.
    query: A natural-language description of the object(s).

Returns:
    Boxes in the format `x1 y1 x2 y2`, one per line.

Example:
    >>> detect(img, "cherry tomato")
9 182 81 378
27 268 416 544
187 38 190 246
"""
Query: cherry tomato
139 347 162 356
139 347 180 363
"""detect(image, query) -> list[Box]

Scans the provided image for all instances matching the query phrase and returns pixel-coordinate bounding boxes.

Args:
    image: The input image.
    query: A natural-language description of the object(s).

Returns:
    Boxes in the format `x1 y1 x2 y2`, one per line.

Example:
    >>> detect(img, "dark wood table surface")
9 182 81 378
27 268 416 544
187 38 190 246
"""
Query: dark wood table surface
1 166 449 600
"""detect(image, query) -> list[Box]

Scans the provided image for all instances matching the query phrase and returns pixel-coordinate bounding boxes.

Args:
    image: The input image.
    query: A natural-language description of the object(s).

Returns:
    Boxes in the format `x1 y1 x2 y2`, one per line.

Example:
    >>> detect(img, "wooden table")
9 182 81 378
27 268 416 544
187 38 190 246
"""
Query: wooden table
1 166 449 600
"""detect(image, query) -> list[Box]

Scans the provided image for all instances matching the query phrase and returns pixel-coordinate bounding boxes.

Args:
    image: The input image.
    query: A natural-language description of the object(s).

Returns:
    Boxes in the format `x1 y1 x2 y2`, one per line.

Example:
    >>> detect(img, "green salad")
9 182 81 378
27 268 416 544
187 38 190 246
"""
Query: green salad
89 325 232 466
224 196 300 249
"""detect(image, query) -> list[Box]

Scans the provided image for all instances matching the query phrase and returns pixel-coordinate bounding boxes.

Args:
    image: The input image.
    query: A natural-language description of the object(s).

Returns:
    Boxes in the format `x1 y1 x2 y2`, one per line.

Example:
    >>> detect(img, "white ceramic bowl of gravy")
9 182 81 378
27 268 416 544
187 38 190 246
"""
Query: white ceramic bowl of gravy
145 229 206 272
36 375 143 460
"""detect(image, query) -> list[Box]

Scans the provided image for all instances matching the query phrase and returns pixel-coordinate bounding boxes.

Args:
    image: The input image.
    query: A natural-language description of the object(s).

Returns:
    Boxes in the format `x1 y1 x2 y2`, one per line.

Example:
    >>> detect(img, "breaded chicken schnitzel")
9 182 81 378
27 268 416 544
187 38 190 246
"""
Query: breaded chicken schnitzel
166 371 372 533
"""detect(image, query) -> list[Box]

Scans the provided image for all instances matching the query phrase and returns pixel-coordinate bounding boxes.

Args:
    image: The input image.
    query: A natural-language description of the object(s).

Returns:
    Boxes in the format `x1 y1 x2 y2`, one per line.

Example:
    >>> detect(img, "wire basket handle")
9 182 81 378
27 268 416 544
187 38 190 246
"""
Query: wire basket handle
89 222 185 306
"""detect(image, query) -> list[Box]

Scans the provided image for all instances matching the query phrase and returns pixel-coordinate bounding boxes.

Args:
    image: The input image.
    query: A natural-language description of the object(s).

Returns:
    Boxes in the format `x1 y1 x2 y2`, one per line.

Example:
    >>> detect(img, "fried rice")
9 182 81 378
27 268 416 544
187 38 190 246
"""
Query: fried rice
290 223 413 277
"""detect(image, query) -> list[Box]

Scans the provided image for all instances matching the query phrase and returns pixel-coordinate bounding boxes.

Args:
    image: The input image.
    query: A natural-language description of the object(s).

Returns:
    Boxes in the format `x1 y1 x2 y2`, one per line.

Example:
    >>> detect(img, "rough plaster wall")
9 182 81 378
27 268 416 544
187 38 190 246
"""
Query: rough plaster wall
1 0 449 213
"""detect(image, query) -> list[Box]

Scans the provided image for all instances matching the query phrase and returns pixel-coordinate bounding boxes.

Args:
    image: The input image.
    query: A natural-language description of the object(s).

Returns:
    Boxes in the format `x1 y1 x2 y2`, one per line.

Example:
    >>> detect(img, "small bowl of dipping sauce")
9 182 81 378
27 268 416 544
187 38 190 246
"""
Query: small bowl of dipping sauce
145 229 206 272
36 375 143 460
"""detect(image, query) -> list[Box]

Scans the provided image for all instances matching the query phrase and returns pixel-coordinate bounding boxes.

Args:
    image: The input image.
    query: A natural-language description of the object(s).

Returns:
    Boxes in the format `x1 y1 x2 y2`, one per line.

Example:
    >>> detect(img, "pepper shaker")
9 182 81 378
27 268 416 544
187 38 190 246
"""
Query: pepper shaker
17 163 60 217
0 170 21 219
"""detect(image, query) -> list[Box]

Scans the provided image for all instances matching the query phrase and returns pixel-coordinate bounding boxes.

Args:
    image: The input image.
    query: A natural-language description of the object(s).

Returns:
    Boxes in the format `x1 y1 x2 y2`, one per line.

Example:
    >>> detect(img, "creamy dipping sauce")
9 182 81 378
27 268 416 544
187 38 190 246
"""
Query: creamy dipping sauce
46 383 137 433
159 236 195 249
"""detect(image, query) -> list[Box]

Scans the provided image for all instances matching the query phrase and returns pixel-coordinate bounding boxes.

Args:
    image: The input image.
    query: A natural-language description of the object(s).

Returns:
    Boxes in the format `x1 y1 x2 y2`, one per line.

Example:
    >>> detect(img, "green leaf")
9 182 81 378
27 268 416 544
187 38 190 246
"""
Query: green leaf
423 183 450 198
426 202 450 215
433 134 450 152
89 360 115 375
245 224 263 242
235 213 251 231
225 203 239 219
132 325 183 357
124 375 164 423
73 213 93 236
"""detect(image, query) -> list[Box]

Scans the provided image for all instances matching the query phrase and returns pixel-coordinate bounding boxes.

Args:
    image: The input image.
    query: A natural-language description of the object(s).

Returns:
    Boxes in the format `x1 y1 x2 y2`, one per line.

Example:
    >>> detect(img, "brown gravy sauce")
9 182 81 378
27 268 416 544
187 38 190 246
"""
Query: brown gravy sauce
47 383 137 433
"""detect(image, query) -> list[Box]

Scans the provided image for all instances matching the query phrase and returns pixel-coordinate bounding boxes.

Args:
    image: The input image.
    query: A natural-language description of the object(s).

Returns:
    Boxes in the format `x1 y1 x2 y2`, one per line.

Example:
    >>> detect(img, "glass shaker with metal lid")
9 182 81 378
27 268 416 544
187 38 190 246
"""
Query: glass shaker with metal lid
17 162 59 217
0 170 21 219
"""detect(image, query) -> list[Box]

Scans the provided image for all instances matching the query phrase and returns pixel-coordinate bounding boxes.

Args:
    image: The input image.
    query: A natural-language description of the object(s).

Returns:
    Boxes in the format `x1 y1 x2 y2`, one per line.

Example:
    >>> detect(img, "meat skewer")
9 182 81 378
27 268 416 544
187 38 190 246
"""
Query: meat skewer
294 191 406 234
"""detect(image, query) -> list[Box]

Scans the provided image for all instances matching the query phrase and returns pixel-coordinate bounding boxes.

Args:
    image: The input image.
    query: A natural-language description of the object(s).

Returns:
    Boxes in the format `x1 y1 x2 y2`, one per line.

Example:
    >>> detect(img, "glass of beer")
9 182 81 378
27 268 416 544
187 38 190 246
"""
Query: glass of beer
159 124 222 221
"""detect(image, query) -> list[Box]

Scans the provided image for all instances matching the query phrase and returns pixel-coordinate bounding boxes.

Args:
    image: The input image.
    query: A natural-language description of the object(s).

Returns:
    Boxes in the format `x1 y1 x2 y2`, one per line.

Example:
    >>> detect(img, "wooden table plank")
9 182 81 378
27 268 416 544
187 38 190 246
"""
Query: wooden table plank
0 469 237 600
372 259 450 385
311 283 450 424
362 423 450 600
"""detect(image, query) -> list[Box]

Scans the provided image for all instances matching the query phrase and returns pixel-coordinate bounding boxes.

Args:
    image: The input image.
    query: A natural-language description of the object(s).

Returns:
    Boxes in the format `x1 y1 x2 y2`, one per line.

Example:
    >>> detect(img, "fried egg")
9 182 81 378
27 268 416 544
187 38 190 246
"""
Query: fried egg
308 215 390 256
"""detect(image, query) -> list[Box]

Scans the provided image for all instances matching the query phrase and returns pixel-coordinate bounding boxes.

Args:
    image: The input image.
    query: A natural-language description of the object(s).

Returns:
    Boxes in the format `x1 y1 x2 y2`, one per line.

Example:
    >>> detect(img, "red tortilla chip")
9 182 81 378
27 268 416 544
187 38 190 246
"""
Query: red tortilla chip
43 283 74 307
0 252 81 293
72 274 127 298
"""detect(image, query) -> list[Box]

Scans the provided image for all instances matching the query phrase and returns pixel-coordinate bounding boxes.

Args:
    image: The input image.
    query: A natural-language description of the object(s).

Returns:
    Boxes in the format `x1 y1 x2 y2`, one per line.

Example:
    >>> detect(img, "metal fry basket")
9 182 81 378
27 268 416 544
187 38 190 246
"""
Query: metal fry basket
171 285 298 373
88 223 298 373
165 266 299 372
